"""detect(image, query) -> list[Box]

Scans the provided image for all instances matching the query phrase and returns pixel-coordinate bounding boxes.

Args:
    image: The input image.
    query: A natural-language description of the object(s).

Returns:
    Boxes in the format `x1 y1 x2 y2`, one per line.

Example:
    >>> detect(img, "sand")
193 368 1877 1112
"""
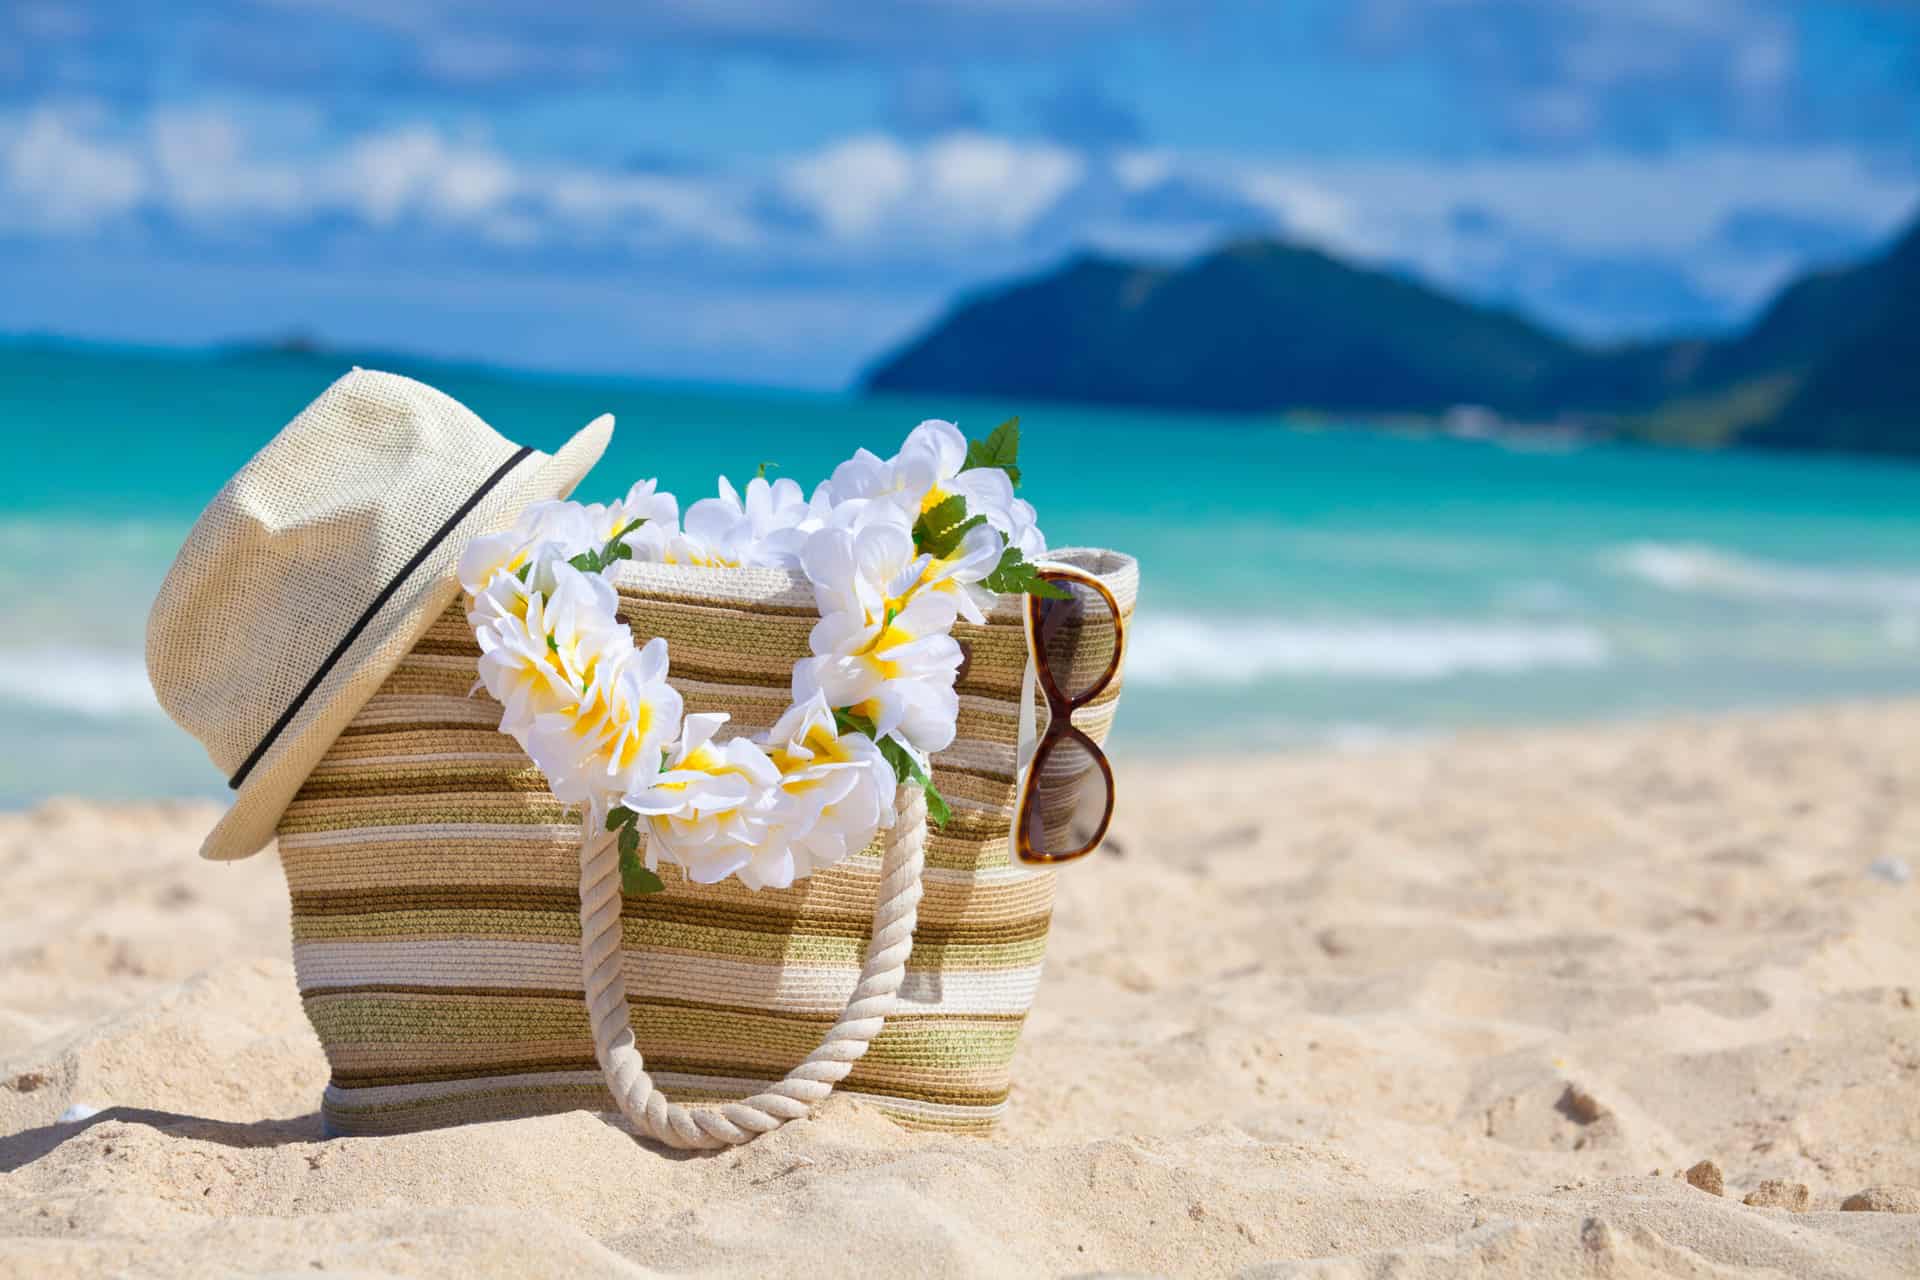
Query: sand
3 701 1918 1277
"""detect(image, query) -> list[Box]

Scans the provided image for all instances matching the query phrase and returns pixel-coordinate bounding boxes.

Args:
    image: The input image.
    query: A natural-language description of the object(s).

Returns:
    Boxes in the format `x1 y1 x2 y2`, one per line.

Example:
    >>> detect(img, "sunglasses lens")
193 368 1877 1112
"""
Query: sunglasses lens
1023 735 1111 861
1035 577 1118 703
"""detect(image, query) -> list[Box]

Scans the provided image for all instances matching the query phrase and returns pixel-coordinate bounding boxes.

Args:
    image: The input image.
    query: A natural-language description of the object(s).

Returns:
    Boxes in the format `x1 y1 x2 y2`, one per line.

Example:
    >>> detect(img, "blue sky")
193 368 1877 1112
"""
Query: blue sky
3 0 1918 387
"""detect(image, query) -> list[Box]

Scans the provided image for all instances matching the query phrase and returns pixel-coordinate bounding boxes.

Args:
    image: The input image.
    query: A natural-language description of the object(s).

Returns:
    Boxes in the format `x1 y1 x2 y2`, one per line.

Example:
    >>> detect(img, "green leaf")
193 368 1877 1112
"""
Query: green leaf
911 494 967 554
980 545 1070 599
921 776 952 828
568 550 601 574
979 544 1023 593
619 843 664 895
911 494 986 559
1026 574 1070 600
606 805 637 831
963 417 1020 488
876 734 920 783
833 707 878 739
595 517 647 569
937 514 987 558
617 824 640 857
875 736 951 829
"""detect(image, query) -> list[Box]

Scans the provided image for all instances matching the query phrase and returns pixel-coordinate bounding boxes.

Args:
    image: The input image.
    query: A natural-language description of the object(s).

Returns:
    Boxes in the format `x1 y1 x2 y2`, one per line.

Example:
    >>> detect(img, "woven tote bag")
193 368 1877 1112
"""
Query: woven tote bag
275 546 1136 1141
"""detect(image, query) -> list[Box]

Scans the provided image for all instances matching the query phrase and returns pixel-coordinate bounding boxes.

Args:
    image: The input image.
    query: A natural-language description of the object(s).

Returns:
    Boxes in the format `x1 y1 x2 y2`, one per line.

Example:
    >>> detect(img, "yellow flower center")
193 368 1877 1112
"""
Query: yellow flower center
852 616 913 679
771 723 851 776
668 548 741 568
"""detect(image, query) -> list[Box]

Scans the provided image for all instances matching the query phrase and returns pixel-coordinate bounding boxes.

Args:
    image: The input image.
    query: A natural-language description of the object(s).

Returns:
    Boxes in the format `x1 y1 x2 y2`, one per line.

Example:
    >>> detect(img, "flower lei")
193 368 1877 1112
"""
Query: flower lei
459 417 1064 895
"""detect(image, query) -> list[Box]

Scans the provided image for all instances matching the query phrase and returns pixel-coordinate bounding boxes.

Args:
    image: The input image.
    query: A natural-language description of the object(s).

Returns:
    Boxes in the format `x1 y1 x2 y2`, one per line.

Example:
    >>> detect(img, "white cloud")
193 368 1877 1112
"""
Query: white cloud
922 133 1084 235
1332 145 1916 325
1234 171 1368 255
1318 146 1916 257
332 126 516 226
150 109 304 219
1112 148 1174 191
780 130 1082 241
0 105 145 231
1114 143 1916 326
1 107 761 248
543 169 761 248
781 135 916 237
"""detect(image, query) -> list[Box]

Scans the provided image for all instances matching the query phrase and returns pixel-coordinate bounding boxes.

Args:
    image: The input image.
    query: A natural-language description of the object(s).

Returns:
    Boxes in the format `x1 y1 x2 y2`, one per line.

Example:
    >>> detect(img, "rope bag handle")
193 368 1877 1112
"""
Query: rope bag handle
576 785 928 1149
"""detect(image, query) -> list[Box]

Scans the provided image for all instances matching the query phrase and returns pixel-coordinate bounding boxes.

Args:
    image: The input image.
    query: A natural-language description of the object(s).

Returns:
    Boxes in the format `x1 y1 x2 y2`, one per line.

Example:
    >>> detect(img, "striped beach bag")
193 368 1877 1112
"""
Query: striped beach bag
275 547 1135 1143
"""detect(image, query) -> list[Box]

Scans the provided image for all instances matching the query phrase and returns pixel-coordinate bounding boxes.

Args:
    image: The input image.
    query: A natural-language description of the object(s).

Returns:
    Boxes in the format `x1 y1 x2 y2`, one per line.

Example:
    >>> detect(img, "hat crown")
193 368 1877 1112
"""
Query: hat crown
147 369 531 780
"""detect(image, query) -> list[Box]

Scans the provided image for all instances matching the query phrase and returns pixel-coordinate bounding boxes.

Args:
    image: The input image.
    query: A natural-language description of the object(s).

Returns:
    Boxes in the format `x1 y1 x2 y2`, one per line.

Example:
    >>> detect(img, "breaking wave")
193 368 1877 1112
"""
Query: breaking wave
1609 542 1920 609
0 648 162 718
1125 614 1611 685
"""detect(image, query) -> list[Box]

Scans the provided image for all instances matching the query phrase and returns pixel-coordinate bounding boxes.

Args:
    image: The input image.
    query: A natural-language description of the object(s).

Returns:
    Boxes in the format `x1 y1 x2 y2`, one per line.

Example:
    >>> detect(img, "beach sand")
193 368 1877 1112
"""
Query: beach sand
2 701 1917 1277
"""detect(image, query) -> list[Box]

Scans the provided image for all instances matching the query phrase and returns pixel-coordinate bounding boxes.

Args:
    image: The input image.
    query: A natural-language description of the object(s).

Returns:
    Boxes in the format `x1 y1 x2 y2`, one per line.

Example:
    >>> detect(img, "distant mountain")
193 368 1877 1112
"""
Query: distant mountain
867 240 1577 417
1580 216 1920 454
1740 217 1920 456
862 212 1920 459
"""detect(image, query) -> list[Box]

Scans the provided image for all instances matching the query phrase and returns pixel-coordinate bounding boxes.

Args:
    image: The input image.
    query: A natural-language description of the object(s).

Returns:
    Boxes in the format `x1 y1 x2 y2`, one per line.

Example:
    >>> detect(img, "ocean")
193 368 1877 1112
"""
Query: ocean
5 340 1920 807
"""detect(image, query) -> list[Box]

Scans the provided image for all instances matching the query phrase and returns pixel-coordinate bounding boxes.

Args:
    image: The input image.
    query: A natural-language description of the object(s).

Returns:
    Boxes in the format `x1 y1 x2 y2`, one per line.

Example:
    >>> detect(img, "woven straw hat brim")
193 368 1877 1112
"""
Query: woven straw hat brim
198 418 610 862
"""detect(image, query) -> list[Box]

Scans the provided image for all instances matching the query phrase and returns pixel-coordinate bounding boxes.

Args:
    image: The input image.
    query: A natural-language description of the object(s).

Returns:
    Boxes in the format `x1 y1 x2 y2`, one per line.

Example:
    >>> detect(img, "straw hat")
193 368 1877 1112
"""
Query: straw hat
148 368 612 861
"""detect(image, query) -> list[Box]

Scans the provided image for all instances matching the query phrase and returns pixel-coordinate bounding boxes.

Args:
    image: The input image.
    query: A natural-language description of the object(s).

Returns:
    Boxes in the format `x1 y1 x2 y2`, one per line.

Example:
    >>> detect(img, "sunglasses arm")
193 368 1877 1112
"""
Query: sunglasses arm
1015 642 1043 780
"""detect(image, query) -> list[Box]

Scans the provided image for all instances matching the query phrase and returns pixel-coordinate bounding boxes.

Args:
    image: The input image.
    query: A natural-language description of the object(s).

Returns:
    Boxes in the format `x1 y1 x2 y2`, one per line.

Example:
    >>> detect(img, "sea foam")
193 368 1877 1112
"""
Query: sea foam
1125 614 1610 685
0 648 162 718
1610 542 1920 609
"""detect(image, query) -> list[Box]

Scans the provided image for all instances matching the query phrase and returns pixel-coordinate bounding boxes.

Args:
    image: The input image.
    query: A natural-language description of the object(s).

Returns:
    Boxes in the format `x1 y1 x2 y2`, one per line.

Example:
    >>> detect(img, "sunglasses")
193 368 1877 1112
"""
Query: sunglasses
1012 564 1126 865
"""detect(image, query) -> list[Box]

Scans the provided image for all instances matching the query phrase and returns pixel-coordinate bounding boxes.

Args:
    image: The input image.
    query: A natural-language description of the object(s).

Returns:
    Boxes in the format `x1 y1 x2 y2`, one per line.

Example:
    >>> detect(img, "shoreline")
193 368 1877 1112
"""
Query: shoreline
4 697 1918 1275
8 692 1920 811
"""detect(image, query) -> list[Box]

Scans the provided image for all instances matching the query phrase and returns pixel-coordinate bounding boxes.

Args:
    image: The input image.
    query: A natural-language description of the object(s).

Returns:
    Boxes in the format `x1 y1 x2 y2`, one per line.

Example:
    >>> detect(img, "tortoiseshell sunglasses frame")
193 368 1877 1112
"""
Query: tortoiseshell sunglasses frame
1012 566 1125 866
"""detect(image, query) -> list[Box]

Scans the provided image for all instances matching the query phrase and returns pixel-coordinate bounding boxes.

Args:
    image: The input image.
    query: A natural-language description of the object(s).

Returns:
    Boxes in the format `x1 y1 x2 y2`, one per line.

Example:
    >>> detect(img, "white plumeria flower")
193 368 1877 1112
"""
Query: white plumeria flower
467 481 679 590
653 481 750 568
472 562 627 738
807 601 962 754
509 498 605 551
822 431 950 523
458 517 594 604
942 462 1047 561
525 636 682 808
622 712 788 887
802 520 892 620
825 419 1046 561
1003 495 1047 560
805 509 997 625
605 478 680 540
464 540 595 628
673 475 826 569
824 447 906 508
799 526 963 754
554 477 683 562
900 421 1047 558
897 418 969 490
757 693 898 882
917 522 1004 623
458 528 540 599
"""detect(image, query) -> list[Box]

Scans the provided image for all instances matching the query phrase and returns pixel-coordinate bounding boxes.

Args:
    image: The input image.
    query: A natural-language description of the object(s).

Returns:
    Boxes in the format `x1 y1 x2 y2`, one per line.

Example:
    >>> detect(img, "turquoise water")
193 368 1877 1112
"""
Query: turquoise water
4 340 1920 806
